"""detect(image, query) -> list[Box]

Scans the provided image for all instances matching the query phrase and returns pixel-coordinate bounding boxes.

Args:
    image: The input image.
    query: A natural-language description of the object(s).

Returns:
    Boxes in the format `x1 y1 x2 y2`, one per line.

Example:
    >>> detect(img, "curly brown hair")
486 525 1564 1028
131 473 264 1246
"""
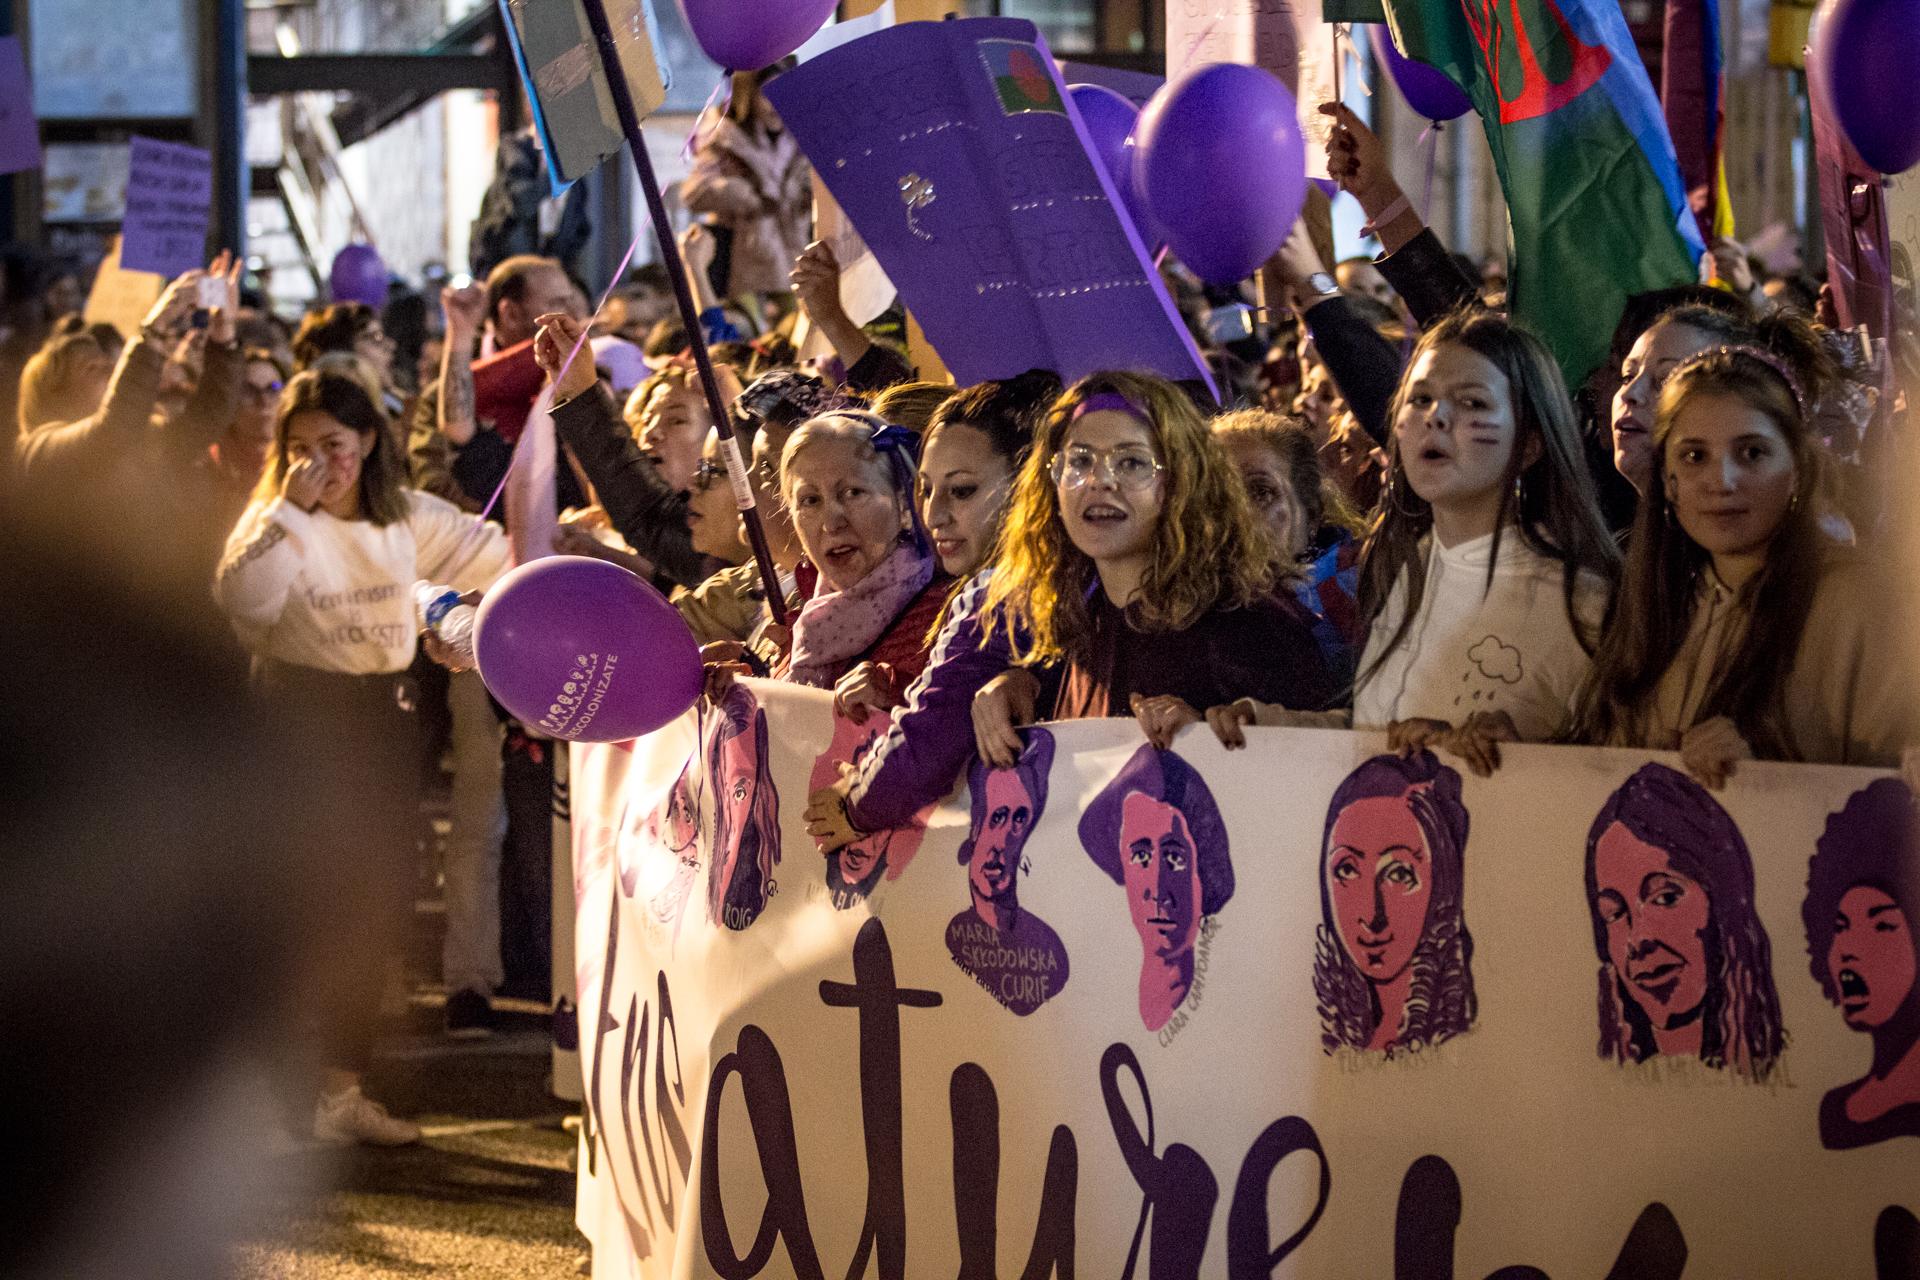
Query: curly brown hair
979 371 1274 666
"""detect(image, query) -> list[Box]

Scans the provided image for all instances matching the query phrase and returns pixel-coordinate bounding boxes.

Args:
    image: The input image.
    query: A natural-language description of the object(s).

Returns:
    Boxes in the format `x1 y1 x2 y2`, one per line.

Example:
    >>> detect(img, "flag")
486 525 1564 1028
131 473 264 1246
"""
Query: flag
1662 0 1735 240
1381 0 1707 383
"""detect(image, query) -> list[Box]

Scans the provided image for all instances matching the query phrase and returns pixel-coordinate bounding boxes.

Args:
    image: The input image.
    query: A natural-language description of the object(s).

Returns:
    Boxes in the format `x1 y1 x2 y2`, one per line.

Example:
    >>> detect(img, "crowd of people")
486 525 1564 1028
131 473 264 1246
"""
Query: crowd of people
6 89 1914 1151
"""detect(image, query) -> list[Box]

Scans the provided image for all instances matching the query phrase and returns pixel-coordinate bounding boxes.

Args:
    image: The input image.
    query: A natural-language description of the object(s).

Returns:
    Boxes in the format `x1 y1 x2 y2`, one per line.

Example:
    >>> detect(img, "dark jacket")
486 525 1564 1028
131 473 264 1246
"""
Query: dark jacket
1376 228 1481 328
1301 295 1401 447
549 382 708 589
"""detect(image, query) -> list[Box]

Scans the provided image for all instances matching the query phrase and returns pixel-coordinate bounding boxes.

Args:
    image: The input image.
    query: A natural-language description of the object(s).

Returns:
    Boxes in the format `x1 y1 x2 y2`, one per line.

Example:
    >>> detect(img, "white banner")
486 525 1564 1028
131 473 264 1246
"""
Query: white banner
572 680 1919 1278
1165 0 1339 180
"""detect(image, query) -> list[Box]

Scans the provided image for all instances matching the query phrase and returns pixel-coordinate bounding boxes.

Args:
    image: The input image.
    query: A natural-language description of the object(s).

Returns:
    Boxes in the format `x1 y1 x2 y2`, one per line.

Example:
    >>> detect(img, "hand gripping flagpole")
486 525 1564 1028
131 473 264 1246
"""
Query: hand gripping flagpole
577 0 789 626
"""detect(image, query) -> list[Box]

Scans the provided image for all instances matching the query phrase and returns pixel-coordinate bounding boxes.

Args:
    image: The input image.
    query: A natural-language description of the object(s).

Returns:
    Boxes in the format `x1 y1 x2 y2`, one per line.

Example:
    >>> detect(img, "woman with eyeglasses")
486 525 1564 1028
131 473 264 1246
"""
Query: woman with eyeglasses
293 303 403 418
969 372 1336 768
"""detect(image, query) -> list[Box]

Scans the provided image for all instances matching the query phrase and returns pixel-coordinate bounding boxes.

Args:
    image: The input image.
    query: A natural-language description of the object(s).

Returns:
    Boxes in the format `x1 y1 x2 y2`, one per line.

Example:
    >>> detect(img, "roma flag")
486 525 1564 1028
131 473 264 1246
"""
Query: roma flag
1381 0 1706 383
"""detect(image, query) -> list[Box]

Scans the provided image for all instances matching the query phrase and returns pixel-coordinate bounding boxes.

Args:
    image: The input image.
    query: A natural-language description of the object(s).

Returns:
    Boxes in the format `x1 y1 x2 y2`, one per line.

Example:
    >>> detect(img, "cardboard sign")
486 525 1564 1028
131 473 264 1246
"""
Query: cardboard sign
765 17 1215 394
1165 0 1338 180
497 0 671 194
572 682 1920 1277
0 37 43 176
82 235 164 341
119 136 211 278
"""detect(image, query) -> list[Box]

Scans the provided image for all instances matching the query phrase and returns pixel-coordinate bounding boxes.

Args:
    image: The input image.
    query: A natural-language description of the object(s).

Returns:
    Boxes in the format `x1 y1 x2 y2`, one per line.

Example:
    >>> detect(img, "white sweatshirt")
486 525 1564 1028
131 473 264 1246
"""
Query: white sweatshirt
1354 528 1608 741
215 491 511 675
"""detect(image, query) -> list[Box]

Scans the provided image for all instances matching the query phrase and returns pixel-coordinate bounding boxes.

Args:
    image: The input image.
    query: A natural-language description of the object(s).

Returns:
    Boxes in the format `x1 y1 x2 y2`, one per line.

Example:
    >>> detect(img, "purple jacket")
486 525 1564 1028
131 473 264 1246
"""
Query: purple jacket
845 571 1012 832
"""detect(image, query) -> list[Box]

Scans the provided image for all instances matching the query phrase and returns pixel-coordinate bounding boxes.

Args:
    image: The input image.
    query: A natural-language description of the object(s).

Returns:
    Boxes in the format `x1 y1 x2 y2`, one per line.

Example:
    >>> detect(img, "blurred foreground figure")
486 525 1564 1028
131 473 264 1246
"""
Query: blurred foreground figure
0 493 379 1278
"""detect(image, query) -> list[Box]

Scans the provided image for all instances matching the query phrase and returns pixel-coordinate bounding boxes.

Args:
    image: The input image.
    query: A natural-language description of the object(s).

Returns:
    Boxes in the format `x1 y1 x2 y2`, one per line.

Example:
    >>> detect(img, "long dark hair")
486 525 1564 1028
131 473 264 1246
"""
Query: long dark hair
1356 309 1620 693
705 686 780 931
1569 312 1834 757
1584 764 1785 1080
256 369 410 526
1313 752 1475 1055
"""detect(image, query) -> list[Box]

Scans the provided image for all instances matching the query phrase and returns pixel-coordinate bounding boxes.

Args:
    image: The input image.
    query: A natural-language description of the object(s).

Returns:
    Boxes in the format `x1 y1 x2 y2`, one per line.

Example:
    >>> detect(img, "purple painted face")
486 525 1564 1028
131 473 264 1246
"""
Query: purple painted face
1119 791 1201 959
1326 795 1434 983
971 768 1036 905
1829 886 1916 1032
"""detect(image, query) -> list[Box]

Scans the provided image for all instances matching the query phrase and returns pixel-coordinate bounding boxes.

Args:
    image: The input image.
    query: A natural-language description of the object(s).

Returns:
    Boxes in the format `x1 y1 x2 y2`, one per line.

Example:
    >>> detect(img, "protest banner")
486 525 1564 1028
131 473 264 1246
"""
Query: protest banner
82 235 163 341
765 17 1215 395
1163 0 1338 180
119 136 211 279
497 0 671 193
571 679 1919 1277
0 36 43 176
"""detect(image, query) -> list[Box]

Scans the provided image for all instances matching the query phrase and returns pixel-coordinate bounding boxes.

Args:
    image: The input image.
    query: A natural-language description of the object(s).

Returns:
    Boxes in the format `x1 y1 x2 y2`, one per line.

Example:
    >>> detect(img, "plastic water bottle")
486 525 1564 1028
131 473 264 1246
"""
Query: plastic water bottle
413 580 477 667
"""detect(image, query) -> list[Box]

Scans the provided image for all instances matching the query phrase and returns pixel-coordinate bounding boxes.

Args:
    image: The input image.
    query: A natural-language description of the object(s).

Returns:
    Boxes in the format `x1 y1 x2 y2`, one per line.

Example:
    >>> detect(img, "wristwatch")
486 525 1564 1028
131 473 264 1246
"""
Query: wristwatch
1304 271 1341 300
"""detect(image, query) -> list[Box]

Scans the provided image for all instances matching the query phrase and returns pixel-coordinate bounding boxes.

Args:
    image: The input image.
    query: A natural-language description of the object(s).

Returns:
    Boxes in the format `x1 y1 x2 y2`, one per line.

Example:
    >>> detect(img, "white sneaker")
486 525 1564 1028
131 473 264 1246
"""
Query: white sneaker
313 1086 422 1147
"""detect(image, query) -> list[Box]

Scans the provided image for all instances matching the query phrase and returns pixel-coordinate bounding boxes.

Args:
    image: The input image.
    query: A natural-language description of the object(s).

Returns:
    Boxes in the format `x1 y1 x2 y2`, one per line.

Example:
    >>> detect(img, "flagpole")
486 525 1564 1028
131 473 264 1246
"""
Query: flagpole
576 0 790 626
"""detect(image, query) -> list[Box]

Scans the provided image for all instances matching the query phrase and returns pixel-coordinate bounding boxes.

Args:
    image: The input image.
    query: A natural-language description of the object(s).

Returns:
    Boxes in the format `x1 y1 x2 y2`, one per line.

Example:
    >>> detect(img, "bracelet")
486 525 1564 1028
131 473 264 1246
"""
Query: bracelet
1360 193 1411 239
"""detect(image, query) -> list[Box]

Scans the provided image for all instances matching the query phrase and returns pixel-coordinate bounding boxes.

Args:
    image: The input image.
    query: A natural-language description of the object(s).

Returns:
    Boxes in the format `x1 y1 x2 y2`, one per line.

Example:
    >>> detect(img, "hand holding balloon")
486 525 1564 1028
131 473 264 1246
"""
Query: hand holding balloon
534 312 597 404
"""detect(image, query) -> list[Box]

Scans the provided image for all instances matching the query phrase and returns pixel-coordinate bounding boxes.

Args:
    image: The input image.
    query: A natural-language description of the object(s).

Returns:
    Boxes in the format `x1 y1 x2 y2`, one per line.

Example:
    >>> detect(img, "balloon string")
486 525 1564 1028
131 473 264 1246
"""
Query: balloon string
448 224 647 559
1154 244 1170 269
1420 120 1442 221
1176 9 1223 77
680 69 734 162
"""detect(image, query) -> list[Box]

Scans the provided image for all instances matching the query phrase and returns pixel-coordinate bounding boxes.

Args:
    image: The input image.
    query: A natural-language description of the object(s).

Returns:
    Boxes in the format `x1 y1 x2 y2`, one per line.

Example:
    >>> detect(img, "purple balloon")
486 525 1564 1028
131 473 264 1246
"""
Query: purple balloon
677 0 835 71
328 244 387 307
1812 0 1920 174
1310 176 1340 198
1067 83 1163 250
1135 64 1306 285
475 556 702 743
1367 24 1471 122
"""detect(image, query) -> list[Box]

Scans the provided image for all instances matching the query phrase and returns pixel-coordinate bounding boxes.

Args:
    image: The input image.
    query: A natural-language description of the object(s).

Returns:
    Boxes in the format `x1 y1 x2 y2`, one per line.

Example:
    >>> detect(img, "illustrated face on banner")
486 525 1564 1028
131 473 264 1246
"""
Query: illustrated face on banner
1314 753 1476 1057
1802 778 1920 1149
808 712 934 911
1120 792 1202 959
1585 764 1783 1081
706 685 780 932
1325 797 1434 984
1592 824 1712 1029
948 728 1068 1016
645 764 704 931
1079 744 1232 1033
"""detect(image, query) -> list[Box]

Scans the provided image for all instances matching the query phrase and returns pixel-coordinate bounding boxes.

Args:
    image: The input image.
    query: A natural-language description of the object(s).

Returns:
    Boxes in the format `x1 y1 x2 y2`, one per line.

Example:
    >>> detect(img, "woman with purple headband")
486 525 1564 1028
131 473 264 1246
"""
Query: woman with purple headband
1570 320 1915 783
970 371 1335 765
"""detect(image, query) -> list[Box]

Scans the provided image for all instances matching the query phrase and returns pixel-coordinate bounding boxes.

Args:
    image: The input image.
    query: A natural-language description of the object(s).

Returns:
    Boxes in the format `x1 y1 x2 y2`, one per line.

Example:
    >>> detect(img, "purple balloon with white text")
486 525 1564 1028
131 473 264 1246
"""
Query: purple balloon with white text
1811 0 1920 174
1067 83 1162 252
1367 24 1471 122
677 0 835 71
474 556 701 743
1134 63 1306 285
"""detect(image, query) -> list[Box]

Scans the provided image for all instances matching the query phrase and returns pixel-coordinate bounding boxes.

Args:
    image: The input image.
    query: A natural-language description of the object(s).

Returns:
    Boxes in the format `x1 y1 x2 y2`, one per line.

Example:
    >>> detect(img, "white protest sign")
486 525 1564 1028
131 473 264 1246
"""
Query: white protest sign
571 681 1919 1277
1166 0 1338 180
82 234 163 341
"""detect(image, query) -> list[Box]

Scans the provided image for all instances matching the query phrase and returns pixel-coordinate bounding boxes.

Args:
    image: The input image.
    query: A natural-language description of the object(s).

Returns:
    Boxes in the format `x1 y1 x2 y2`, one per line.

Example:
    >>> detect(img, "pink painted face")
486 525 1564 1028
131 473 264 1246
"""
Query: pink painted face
835 830 890 887
1828 885 1917 1031
1593 822 1712 1030
971 768 1036 905
1119 792 1202 959
716 729 759 892
1325 795 1433 983
660 773 698 853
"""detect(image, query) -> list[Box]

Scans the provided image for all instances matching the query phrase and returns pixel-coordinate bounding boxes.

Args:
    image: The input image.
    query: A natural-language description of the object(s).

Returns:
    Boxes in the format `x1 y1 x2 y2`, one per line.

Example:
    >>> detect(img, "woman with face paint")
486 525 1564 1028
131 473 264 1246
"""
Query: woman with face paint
1803 779 1920 1148
803 372 1062 855
1315 752 1476 1055
1584 764 1784 1081
972 372 1336 768
214 370 510 1146
1193 311 1619 776
1078 743 1235 1032
1569 320 1914 784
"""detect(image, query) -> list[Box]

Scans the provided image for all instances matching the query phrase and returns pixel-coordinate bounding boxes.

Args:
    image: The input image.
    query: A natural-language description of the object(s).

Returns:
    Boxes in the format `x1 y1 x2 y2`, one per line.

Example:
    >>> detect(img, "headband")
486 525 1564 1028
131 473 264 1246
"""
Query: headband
1070 391 1152 423
1669 343 1809 424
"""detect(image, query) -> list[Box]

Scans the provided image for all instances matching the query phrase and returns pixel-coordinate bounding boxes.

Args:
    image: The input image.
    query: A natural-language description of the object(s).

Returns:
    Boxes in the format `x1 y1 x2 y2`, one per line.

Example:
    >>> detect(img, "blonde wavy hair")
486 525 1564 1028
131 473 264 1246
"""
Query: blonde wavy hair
979 370 1275 666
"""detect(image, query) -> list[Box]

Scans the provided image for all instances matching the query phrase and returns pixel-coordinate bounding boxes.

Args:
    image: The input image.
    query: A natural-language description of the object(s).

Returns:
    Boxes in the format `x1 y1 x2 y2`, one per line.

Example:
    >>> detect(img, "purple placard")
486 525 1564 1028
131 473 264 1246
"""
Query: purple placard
765 17 1215 398
120 136 212 278
0 37 42 176
1057 59 1163 108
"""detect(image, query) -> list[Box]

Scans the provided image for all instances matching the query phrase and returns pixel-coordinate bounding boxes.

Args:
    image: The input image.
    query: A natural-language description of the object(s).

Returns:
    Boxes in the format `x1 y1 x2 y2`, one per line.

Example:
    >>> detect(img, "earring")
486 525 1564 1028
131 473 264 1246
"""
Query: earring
1512 473 1525 510
1387 468 1424 519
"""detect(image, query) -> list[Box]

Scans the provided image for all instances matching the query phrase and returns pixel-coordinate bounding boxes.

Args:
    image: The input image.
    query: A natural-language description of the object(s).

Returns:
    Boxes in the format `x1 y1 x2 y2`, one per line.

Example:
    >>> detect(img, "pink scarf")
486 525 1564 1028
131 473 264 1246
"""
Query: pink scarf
787 543 934 689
